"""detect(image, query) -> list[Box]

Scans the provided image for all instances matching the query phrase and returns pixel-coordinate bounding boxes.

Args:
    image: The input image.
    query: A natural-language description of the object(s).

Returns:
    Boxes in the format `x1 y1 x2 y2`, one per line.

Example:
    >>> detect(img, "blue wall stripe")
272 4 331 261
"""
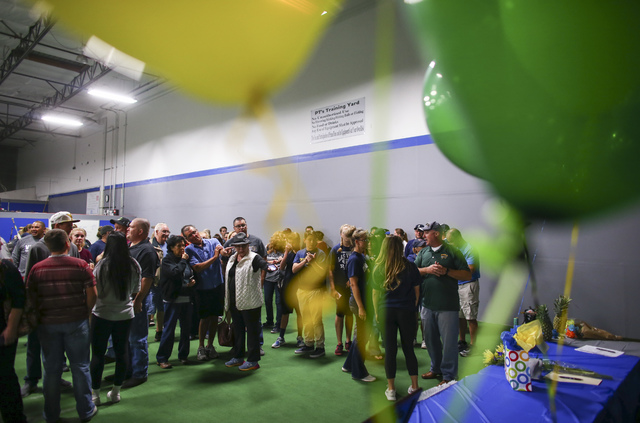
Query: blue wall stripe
50 134 433 199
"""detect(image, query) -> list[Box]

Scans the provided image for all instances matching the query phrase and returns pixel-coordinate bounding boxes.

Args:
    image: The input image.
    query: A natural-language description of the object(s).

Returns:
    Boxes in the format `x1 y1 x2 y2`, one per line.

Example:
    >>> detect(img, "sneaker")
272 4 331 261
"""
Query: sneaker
60 379 72 388
459 346 472 357
342 367 349 373
225 358 245 367
458 340 469 353
205 345 219 359
309 347 325 358
270 326 279 334
92 391 101 406
272 337 285 348
296 336 305 348
334 344 344 356
239 361 260 371
421 341 427 349
345 341 352 352
260 347 265 356
21 382 37 397
197 347 208 361
262 322 273 328
408 386 419 394
355 374 376 383
80 405 98 422
62 364 70 372
385 388 396 401
295 345 315 355
107 389 120 403
154 331 162 342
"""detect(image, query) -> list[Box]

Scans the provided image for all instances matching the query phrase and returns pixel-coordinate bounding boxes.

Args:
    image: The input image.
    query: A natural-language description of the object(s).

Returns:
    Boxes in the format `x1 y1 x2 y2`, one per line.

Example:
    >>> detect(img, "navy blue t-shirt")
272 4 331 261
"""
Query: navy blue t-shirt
329 244 352 288
372 259 420 310
347 251 367 307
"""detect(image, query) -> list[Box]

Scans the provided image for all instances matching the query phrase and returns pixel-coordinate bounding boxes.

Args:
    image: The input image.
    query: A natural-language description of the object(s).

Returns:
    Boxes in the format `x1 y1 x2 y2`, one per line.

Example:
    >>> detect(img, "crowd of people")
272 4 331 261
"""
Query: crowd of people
0 212 480 422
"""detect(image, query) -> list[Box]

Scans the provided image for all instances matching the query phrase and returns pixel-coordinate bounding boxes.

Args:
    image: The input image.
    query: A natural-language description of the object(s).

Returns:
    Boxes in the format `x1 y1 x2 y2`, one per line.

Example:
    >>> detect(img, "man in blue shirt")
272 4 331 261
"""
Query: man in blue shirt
404 224 425 262
446 228 481 357
182 225 224 361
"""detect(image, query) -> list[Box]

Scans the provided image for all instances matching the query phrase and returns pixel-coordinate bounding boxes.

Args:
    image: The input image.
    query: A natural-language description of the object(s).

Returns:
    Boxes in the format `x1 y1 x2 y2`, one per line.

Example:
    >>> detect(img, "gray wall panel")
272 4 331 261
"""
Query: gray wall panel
47 142 640 338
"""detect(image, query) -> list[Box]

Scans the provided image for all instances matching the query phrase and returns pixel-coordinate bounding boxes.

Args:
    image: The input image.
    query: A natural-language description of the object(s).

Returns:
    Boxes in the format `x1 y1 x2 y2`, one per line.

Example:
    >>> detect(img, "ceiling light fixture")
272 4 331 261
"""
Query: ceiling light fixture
41 114 84 127
88 89 138 104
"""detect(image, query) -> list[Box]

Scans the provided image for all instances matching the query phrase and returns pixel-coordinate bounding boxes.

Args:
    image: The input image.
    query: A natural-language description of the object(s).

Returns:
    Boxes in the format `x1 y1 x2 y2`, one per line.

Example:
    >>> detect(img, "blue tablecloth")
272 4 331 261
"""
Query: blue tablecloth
409 342 640 422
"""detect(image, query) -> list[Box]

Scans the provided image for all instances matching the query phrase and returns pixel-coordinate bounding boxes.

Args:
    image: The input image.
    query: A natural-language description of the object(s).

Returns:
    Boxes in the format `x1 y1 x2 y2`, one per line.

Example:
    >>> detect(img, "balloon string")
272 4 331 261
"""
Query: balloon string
548 221 580 421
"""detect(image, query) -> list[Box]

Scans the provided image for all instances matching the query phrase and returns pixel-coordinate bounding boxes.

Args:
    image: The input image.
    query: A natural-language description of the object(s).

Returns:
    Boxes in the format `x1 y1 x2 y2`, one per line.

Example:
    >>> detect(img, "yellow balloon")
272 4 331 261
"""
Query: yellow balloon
44 1 343 104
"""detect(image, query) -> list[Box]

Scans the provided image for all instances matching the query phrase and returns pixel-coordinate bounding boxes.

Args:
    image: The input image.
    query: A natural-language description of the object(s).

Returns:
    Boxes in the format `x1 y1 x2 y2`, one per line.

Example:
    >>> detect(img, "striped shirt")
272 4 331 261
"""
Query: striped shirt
26 255 96 325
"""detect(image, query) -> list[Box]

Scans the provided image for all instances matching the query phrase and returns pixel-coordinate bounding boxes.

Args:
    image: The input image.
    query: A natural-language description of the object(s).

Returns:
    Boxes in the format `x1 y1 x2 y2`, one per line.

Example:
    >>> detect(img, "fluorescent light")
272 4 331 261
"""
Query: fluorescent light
84 36 145 81
88 89 137 104
41 114 83 127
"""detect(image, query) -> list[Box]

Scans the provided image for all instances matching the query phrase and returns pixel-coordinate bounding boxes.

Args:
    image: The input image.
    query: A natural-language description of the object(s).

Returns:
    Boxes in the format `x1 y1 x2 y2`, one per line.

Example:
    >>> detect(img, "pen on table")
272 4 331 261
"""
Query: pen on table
558 375 583 381
595 347 617 354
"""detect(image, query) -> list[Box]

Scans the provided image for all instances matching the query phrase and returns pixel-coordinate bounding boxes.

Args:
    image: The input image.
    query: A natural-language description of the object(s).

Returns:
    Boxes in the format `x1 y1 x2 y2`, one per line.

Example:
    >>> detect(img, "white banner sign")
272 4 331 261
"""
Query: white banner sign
310 97 365 143
86 192 101 215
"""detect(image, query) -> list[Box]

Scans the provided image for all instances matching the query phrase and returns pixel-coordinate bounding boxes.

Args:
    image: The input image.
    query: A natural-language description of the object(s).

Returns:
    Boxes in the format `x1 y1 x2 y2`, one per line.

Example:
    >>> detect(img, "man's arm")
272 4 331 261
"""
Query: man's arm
191 245 223 273
133 277 153 313
292 252 308 274
447 268 472 281
1 261 25 345
11 239 21 265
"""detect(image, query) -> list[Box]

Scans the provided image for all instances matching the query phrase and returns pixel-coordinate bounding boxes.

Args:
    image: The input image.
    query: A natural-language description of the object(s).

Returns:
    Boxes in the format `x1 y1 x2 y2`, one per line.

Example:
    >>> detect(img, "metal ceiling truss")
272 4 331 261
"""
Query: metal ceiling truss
0 14 55 86
0 60 112 142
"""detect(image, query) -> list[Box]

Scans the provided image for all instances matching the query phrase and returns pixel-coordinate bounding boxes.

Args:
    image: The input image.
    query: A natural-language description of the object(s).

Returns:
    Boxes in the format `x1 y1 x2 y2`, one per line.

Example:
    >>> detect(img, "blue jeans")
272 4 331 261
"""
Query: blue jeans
148 285 163 316
156 301 192 362
421 308 459 380
126 301 149 379
38 319 94 422
263 281 281 326
24 330 42 383
342 304 370 380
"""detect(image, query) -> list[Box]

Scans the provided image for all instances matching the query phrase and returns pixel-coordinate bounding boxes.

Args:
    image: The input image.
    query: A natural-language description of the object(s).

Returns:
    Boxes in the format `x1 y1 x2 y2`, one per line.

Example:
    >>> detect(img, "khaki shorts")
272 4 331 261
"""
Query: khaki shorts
458 280 479 320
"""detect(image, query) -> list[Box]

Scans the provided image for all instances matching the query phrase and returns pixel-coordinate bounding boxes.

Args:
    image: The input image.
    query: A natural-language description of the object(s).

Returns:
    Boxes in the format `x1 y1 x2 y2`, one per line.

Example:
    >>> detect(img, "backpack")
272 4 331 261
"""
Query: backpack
153 246 164 286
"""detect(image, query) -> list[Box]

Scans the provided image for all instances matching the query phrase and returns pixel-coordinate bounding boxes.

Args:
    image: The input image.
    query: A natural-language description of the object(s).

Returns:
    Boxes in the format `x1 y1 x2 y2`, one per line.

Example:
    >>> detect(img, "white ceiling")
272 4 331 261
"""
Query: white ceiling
0 0 374 149
0 0 165 149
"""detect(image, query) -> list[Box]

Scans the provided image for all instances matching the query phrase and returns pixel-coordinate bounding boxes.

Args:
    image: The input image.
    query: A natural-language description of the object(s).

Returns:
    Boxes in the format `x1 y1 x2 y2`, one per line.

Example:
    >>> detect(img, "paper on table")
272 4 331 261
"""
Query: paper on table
545 371 602 386
575 345 624 357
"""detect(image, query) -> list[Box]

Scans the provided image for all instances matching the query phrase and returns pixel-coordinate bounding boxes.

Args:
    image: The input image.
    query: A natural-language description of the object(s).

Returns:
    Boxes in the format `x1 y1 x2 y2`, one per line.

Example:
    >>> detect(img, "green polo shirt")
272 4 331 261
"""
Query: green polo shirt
415 243 469 311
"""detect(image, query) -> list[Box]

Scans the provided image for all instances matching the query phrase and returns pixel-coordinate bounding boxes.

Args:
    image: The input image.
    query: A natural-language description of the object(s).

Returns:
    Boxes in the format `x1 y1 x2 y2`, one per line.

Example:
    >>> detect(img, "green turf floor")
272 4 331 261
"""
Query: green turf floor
14 308 509 423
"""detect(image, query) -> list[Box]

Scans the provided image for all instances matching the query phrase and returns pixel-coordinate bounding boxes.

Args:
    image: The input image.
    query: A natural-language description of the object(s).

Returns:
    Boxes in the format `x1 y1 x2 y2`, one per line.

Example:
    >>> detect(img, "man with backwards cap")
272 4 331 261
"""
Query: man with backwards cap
404 224 426 263
414 221 471 386
110 217 131 234
21 211 81 397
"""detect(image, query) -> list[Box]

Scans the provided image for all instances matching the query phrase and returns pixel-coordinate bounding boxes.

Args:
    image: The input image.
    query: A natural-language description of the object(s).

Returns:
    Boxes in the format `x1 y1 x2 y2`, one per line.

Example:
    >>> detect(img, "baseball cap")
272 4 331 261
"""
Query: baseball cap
50 211 80 228
414 224 426 231
424 221 442 232
110 217 131 227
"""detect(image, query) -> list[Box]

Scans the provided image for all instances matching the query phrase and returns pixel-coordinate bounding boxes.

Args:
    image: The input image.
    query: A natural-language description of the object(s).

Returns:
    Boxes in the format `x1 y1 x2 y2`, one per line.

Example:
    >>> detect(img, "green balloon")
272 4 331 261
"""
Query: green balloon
407 0 640 220
423 62 488 179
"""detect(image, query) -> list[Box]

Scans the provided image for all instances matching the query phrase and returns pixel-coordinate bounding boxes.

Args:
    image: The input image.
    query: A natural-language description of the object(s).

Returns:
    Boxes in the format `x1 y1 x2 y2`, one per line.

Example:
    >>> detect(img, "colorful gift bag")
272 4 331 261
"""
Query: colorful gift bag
504 346 532 391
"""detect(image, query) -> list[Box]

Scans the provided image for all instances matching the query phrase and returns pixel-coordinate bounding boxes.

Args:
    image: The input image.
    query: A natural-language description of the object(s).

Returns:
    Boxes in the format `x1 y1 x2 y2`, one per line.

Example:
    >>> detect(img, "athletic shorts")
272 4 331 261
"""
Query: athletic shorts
458 281 479 320
278 279 297 315
334 284 352 317
195 285 224 319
